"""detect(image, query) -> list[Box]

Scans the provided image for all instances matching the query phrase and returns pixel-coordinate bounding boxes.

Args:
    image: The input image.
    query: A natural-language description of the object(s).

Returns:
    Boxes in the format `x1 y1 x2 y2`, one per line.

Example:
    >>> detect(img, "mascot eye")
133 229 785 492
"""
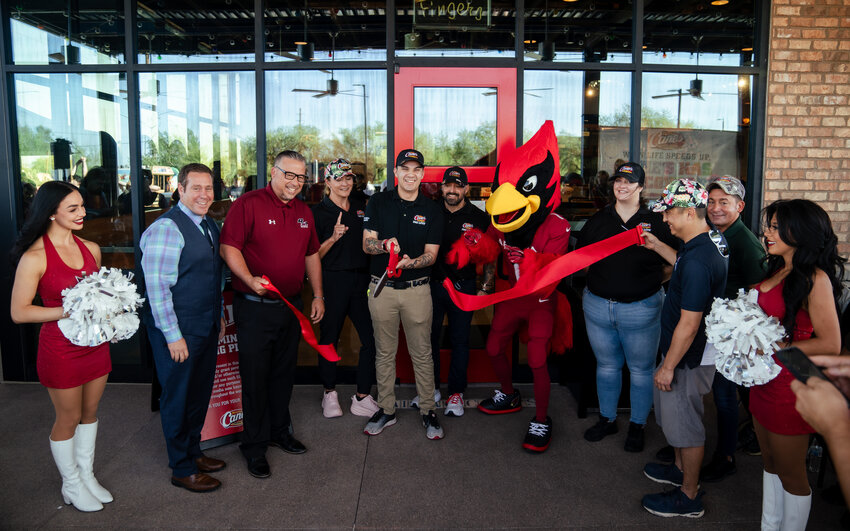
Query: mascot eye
522 176 537 193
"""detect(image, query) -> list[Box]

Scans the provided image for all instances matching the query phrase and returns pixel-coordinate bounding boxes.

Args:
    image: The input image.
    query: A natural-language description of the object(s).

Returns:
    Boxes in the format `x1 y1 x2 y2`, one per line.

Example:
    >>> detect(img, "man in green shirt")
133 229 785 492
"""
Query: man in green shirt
701 175 768 482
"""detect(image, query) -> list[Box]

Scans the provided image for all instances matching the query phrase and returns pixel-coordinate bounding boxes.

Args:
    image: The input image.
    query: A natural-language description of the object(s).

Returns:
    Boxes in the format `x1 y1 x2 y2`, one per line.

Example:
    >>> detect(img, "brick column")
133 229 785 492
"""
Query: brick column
765 0 850 255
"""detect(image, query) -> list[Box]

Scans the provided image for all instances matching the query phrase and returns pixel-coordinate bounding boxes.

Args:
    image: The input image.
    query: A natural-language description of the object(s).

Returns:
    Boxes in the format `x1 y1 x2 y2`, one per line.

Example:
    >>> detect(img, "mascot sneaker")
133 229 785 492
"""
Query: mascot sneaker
477 389 522 414
522 416 552 453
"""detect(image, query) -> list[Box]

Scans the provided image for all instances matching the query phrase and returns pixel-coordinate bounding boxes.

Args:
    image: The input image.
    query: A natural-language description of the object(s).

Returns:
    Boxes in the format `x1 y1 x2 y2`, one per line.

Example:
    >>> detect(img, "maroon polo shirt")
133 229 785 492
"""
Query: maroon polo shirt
220 185 320 297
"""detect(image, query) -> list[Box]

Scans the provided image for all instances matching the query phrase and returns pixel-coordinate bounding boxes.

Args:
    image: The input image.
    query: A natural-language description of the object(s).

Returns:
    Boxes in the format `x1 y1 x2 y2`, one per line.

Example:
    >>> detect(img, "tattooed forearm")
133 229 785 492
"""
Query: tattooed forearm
364 237 385 255
410 252 435 269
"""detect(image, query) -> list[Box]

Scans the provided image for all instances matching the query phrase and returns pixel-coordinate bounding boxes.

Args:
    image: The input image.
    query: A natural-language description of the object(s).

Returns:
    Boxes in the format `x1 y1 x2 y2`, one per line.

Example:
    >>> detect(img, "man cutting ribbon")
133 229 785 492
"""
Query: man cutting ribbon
219 150 324 480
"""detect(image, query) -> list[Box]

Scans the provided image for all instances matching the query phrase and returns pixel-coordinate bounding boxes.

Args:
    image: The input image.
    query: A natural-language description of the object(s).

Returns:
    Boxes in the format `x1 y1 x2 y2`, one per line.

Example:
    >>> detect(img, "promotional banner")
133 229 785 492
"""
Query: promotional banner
201 291 243 442
599 127 742 196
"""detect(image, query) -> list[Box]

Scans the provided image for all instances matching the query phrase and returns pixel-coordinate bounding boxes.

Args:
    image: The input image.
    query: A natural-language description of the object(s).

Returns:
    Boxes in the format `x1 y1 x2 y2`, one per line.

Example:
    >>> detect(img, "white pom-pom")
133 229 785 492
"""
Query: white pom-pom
58 267 145 347
705 288 785 387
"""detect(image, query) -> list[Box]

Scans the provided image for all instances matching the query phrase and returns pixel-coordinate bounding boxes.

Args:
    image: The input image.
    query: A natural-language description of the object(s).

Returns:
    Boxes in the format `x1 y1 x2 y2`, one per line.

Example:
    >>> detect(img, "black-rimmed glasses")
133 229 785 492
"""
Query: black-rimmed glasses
274 165 308 183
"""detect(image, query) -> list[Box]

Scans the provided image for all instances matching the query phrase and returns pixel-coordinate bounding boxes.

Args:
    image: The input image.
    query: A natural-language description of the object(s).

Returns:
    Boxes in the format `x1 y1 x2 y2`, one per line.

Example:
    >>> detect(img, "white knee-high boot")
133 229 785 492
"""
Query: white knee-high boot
49 437 103 512
74 420 113 503
780 488 811 531
761 470 783 531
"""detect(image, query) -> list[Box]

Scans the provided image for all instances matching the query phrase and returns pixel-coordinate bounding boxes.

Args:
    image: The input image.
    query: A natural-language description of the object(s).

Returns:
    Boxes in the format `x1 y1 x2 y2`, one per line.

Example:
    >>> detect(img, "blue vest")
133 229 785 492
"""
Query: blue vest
159 206 223 337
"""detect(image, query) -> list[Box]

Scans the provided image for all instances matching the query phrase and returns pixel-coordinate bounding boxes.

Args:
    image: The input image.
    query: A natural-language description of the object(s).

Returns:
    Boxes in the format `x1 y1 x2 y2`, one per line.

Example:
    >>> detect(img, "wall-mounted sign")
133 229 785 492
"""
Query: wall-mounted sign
412 0 492 30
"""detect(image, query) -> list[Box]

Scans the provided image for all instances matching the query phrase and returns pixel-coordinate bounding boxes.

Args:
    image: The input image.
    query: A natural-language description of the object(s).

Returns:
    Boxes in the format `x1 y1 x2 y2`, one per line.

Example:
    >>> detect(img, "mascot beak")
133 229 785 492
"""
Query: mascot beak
486 183 541 233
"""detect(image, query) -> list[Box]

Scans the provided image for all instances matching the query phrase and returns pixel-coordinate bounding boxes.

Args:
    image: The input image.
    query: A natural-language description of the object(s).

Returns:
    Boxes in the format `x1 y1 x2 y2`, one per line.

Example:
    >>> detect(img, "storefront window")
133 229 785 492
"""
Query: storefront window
642 0 757 67
396 0 516 58
139 72 257 223
8 2 124 65
524 70 631 222
414 87 497 166
14 73 131 266
524 0 632 64
264 1 387 62
640 73 752 198
137 1 255 64
265 69 387 193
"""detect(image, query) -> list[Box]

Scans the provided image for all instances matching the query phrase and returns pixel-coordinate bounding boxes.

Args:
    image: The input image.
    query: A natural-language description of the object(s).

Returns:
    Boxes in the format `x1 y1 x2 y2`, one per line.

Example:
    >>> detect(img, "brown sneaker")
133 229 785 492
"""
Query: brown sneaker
170 473 221 493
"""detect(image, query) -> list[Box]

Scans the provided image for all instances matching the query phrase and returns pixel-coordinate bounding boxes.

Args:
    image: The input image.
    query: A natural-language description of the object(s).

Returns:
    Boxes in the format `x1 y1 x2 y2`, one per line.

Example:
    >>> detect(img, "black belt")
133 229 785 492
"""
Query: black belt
237 292 289 305
370 276 430 290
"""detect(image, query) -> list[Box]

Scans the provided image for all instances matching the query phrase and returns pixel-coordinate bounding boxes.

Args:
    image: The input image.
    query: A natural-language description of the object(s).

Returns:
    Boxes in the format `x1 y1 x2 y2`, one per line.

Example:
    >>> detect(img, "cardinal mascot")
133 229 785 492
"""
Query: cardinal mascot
446 120 571 453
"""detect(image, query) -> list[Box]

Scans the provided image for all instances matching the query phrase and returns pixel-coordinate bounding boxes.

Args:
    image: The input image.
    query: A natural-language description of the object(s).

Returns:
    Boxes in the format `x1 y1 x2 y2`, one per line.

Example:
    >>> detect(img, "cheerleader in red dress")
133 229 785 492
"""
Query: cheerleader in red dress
749 199 844 531
10 181 112 512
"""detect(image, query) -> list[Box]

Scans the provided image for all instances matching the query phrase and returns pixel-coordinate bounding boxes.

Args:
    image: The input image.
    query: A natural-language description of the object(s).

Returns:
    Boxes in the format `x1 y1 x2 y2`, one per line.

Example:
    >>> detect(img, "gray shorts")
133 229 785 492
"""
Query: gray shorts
653 364 715 448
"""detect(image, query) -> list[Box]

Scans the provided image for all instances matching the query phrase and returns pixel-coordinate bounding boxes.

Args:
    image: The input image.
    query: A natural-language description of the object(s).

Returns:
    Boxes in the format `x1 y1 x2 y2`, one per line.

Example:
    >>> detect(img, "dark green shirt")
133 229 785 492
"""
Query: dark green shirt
723 216 768 298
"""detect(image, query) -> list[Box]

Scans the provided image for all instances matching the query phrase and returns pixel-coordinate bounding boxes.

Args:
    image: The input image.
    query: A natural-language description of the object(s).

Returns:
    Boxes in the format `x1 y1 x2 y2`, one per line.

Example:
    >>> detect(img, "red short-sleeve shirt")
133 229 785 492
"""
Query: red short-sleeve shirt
220 185 320 297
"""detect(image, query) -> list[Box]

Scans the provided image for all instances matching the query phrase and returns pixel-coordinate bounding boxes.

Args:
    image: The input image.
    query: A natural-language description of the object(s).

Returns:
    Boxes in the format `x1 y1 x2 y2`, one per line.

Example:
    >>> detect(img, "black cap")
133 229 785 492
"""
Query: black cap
395 149 425 168
442 166 468 187
611 161 645 186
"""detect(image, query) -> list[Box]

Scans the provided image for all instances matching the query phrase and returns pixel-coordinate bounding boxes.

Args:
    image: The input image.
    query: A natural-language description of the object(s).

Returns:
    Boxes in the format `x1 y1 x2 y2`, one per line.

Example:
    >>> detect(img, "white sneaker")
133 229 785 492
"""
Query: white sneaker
350 394 380 417
410 389 441 410
322 390 343 418
444 393 464 417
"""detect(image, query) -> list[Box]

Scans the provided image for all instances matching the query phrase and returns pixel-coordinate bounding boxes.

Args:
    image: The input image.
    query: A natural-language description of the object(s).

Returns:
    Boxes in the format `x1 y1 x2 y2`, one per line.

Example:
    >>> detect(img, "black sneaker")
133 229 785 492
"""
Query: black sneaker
522 416 552 453
422 411 444 440
700 454 736 483
738 422 761 456
656 445 675 464
363 409 397 436
624 422 646 453
583 415 618 442
642 488 705 518
477 389 522 415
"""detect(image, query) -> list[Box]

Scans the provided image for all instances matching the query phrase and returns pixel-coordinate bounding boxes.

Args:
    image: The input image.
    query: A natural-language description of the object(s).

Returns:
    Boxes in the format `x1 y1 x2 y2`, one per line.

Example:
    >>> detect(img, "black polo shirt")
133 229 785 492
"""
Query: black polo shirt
363 188 444 281
660 230 729 369
577 204 679 302
432 200 490 282
312 196 369 272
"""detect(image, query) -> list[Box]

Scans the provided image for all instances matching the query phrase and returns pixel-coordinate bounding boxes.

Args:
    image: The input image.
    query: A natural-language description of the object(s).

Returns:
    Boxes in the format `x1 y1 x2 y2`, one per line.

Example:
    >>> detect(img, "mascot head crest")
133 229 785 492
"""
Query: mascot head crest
486 120 560 234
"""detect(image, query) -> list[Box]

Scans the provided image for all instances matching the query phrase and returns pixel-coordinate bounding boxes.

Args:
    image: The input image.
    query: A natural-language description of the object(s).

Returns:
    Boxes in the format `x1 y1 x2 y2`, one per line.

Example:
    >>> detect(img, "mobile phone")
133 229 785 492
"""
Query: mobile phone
775 347 850 405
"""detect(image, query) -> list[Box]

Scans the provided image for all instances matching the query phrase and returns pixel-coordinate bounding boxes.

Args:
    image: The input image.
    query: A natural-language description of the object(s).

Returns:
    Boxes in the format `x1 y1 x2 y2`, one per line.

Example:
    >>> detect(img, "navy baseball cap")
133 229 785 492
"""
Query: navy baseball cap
442 166 468 186
611 162 645 186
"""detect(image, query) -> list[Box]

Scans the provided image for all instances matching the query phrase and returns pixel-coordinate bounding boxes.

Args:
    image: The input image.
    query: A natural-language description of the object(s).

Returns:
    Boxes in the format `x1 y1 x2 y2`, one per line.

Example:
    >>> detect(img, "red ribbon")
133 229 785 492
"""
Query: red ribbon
261 275 340 362
387 242 400 278
443 226 646 312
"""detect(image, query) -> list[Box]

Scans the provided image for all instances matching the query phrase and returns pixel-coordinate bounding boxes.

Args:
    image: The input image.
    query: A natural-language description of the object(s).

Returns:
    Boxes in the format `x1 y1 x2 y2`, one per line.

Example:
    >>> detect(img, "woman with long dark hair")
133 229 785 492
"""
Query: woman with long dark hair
10 181 112 512
750 199 844 530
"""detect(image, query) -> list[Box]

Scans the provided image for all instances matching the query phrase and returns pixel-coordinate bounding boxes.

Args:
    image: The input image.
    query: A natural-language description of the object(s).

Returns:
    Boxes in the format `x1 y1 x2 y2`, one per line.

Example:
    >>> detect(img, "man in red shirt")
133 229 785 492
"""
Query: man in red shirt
220 150 325 479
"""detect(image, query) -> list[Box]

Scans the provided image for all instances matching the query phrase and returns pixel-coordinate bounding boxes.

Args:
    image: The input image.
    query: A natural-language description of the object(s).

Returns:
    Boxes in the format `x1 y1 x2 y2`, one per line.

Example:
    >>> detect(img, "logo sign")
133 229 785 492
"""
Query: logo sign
297 217 309 229
413 215 427 225
220 409 244 429
639 222 653 233
356 210 365 218
462 222 474 231
648 131 689 150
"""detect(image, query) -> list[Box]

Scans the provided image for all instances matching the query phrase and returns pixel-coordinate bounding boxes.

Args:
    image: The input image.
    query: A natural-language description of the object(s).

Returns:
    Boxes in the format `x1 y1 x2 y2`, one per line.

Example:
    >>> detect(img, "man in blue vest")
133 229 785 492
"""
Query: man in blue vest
142 163 226 493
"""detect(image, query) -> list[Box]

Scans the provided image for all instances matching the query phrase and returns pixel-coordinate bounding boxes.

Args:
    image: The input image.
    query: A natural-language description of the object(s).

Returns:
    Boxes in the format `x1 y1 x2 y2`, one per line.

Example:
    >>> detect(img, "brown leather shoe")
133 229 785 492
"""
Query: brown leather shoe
195 455 226 473
170 473 221 493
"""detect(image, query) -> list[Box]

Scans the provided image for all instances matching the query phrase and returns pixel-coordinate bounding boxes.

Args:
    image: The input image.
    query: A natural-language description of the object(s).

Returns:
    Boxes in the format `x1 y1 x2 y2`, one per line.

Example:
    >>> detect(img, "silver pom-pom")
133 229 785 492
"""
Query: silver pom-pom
705 288 785 387
57 267 145 346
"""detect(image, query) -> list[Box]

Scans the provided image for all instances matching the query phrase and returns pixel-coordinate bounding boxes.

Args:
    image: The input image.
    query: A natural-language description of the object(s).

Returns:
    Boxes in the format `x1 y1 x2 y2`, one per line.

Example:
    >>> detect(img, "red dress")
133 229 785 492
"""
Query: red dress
749 278 814 435
36 235 111 389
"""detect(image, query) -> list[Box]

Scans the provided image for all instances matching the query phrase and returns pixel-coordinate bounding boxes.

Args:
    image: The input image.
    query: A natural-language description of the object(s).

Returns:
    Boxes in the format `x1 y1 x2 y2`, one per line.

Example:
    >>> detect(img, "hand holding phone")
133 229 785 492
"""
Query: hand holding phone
777 347 850 406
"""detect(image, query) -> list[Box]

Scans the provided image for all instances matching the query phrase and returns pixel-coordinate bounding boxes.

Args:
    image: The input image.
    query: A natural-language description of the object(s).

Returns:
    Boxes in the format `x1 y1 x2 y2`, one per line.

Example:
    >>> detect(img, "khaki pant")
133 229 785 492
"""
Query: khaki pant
368 281 435 415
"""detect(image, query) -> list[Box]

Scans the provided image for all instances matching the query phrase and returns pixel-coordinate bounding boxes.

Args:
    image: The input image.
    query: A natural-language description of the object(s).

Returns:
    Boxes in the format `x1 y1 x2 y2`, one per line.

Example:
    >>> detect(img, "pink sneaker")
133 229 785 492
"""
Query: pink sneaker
350 395 380 417
322 390 343 418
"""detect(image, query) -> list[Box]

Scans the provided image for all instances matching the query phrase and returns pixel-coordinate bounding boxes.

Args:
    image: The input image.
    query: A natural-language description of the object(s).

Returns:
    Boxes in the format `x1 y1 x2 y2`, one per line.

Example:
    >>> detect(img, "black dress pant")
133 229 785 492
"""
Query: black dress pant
430 278 476 395
234 295 302 459
317 270 376 395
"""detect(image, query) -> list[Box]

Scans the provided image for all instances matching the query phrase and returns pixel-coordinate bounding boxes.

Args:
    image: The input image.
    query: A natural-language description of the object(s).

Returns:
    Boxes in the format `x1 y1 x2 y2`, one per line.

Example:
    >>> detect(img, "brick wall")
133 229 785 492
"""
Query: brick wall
765 0 850 256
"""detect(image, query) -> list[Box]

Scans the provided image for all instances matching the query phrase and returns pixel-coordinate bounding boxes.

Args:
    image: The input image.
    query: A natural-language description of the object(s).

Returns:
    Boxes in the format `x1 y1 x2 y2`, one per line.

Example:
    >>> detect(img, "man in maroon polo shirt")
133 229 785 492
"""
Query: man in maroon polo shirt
220 150 325 479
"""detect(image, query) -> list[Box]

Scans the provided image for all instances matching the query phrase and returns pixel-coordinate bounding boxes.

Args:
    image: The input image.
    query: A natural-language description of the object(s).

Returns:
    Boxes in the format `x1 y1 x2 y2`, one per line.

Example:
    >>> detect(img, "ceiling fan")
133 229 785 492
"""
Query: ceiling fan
291 33 357 98
651 37 736 101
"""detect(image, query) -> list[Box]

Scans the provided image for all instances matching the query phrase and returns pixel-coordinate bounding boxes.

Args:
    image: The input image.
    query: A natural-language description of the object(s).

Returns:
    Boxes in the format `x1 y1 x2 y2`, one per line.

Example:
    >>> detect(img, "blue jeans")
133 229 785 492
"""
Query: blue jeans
712 371 739 458
582 287 664 425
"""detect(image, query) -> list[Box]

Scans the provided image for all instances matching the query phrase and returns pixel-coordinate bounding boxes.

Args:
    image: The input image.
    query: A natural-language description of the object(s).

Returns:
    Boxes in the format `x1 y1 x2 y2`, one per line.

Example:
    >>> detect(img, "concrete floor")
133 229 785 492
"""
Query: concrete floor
0 381 846 530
